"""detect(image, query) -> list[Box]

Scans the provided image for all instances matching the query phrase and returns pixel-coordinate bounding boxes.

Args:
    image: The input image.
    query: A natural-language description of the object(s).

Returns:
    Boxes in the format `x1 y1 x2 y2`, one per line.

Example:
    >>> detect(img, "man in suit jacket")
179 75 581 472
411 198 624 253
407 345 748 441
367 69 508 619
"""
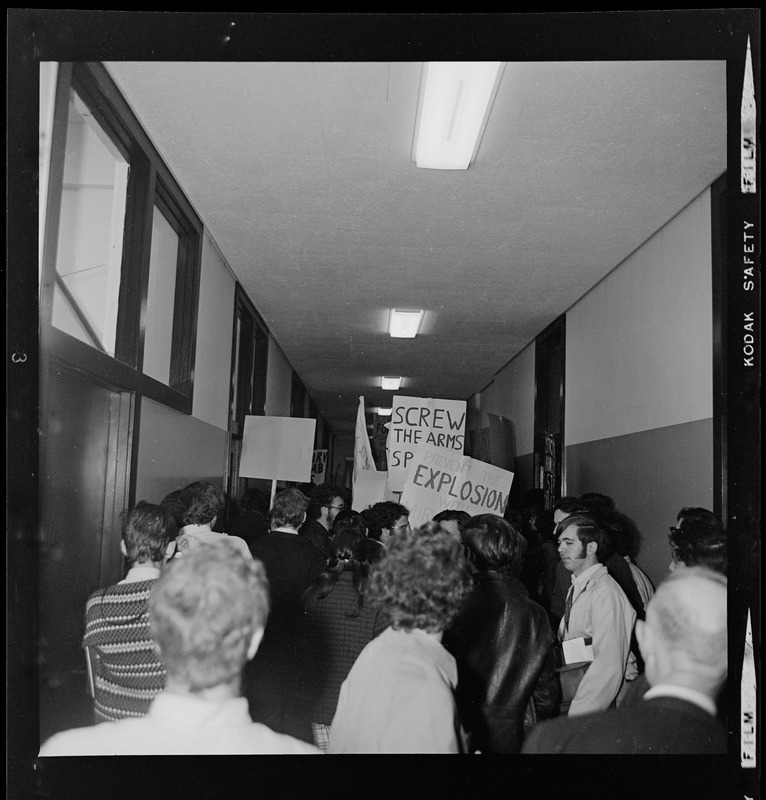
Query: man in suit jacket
522 566 727 754
246 488 326 742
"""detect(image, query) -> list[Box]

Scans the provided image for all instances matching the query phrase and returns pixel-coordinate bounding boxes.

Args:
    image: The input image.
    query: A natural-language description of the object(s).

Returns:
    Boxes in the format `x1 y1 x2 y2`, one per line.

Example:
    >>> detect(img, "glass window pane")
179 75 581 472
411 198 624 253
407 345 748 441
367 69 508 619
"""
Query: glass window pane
143 205 179 386
51 88 128 357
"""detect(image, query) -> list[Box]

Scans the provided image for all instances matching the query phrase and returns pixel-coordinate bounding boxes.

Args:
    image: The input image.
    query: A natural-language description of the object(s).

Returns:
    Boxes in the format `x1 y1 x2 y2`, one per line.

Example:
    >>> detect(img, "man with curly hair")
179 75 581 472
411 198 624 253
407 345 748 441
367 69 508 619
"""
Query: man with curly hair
40 541 320 754
328 523 472 753
360 500 410 564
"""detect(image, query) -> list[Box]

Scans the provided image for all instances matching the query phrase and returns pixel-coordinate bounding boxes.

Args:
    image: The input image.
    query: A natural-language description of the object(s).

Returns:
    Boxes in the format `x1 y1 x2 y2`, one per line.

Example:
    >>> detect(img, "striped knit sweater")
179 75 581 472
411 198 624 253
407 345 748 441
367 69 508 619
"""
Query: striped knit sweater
83 578 166 722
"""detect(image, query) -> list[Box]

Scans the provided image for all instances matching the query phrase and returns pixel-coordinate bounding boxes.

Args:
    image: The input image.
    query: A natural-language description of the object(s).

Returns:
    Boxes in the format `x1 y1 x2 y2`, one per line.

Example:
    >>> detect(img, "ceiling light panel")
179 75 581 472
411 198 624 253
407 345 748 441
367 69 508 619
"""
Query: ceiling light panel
381 376 402 390
388 309 425 338
414 61 503 170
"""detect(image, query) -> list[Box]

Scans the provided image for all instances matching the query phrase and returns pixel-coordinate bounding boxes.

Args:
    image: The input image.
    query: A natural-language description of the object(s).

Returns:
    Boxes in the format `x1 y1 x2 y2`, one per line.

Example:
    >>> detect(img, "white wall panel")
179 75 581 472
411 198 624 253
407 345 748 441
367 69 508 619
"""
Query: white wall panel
192 233 236 430
264 335 293 418
566 190 713 445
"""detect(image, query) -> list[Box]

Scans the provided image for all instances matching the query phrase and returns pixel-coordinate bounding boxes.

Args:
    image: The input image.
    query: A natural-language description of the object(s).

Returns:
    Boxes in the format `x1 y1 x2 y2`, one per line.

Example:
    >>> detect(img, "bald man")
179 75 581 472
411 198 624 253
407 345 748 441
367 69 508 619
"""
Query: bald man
521 567 727 754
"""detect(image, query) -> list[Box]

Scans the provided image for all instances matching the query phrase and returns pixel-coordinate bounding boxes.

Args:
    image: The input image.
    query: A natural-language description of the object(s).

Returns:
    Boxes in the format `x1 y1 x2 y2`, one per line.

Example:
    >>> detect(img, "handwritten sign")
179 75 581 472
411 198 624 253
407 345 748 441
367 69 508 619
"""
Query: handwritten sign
386 396 466 494
311 449 328 484
239 415 316 482
399 443 514 529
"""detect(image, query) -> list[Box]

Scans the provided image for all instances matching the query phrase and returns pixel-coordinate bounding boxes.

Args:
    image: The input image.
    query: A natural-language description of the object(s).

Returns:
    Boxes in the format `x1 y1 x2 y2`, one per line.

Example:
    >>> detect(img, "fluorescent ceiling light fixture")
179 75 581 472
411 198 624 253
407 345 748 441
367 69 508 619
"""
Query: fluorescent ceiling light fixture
381 376 402 391
377 407 392 416
388 309 425 338
414 61 504 170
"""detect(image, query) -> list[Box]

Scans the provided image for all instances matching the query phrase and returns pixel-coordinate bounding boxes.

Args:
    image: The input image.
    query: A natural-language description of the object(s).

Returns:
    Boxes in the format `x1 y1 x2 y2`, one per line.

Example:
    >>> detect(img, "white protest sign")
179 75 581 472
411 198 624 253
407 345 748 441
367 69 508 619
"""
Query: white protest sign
352 469 388 512
311 449 328 484
399 443 514 529
239 415 316 482
385 396 466 495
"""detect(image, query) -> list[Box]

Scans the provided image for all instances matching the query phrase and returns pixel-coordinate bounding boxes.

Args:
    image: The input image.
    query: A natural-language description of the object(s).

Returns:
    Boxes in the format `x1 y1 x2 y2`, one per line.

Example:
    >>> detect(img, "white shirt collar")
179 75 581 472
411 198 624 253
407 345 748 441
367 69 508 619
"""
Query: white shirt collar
179 523 215 536
571 562 603 588
271 525 299 535
643 684 717 716
119 564 161 584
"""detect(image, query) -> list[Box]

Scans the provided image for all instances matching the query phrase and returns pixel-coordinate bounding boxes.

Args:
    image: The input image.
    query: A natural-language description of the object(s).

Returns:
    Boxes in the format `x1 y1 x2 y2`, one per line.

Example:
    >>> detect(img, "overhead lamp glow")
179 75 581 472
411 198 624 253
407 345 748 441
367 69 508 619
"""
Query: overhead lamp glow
377 407 392 416
381 376 402 391
388 309 424 338
414 61 504 170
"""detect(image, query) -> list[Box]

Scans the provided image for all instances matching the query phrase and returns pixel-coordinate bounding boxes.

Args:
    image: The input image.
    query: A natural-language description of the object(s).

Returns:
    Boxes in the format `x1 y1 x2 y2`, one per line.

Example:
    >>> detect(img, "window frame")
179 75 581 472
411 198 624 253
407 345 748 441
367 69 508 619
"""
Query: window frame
40 61 202 415
228 283 269 437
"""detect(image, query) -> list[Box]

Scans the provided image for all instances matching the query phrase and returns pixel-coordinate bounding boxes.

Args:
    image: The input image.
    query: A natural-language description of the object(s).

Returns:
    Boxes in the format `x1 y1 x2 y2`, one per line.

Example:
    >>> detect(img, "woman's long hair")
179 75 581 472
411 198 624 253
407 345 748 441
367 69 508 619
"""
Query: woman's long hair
301 515 370 617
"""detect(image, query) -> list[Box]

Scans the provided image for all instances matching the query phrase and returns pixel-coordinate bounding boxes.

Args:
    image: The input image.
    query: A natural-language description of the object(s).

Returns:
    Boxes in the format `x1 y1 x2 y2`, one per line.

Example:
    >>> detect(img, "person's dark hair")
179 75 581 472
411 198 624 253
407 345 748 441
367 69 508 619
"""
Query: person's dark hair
307 483 346 520
366 525 472 633
433 509 472 538
580 492 616 515
331 507 356 528
332 512 368 540
270 487 309 529
122 501 176 564
240 487 269 515
302 516 370 617
580 492 634 559
671 507 727 575
553 496 590 515
463 513 527 576
505 506 525 534
149 540 270 691
432 509 471 526
179 481 225 526
362 501 409 542
433 509 471 525
556 513 608 561
159 490 185 535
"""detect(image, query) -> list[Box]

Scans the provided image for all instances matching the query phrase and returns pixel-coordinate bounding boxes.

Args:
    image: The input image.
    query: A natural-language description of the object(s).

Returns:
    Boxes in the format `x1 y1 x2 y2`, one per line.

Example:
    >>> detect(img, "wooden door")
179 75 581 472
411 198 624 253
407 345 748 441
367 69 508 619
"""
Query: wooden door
39 364 131 690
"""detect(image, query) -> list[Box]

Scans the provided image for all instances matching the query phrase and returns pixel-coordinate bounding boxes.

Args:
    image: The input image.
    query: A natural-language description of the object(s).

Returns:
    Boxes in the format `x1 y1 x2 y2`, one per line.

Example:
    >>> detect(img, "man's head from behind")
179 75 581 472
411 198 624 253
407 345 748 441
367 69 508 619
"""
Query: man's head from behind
148 541 270 693
270 487 309 529
122 501 176 565
462 513 527 576
433 509 472 542
669 507 727 575
553 496 590 526
366 525 472 634
179 481 225 527
637 567 727 696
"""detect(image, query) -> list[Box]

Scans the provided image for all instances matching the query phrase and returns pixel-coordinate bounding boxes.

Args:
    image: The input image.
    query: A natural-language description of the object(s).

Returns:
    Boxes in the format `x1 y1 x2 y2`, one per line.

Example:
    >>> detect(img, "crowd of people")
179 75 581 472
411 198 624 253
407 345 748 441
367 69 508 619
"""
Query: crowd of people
39 479 729 756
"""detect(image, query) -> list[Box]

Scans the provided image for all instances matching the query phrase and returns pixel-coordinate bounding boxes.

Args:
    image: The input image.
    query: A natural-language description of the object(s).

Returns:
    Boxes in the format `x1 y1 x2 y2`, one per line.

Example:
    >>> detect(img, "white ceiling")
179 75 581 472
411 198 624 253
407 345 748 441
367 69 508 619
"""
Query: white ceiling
104 60 726 437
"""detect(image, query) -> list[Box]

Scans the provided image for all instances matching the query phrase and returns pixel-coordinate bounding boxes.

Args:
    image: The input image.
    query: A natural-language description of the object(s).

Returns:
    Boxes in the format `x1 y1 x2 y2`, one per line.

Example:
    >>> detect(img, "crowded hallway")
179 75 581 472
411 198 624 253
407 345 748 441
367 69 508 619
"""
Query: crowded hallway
37 481 730 756
8 10 760 800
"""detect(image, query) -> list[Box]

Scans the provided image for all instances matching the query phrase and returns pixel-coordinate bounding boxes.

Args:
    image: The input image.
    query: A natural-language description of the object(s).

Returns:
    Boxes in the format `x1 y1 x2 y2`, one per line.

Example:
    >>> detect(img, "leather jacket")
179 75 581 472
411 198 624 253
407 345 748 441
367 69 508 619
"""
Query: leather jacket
443 571 560 753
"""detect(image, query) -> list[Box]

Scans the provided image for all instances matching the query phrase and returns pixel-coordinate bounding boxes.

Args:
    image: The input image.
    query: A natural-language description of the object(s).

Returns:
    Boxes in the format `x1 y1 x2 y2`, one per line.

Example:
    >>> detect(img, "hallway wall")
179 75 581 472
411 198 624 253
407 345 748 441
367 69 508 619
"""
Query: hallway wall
135 231 236 504
475 188 715 588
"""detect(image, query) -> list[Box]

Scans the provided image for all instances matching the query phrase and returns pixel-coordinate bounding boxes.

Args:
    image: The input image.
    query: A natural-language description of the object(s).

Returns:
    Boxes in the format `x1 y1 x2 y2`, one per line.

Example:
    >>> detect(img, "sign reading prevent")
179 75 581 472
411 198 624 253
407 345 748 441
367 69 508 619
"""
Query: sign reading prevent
400 443 514 528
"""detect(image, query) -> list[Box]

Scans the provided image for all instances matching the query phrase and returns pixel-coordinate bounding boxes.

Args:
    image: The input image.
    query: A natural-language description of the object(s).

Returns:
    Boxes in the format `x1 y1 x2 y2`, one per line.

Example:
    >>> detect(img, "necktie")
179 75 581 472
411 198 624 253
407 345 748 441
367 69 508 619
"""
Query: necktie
563 584 574 633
